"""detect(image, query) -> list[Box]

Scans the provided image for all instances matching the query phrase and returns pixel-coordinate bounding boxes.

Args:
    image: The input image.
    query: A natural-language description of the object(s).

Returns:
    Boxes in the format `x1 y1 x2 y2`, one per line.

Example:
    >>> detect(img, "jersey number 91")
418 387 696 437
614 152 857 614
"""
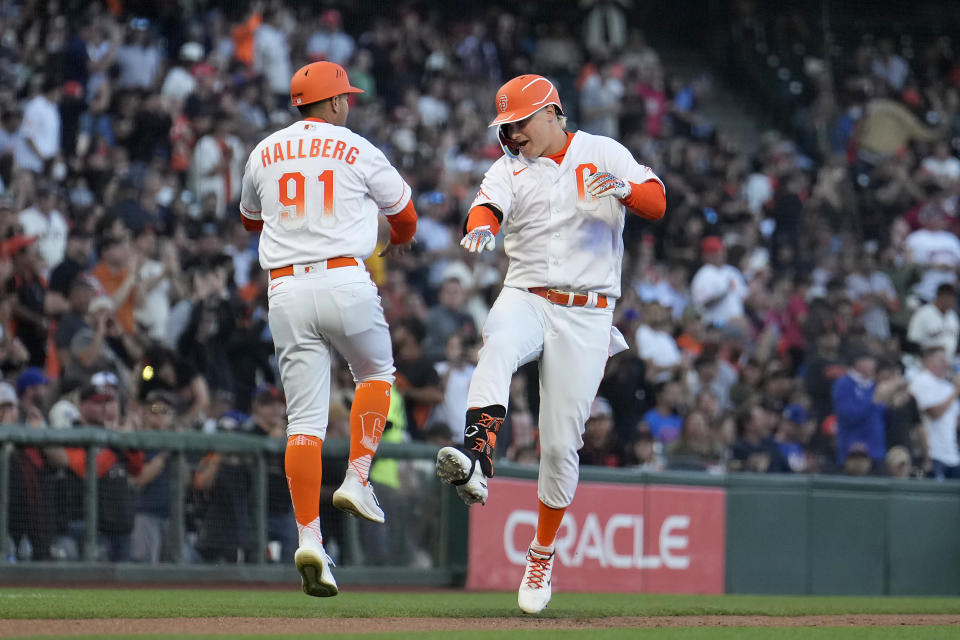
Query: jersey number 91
278 170 335 230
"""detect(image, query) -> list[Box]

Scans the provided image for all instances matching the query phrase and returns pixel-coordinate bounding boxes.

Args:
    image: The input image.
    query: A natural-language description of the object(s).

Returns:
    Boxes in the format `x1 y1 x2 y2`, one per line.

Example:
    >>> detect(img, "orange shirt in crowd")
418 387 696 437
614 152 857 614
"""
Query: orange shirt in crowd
232 12 262 67
91 262 136 335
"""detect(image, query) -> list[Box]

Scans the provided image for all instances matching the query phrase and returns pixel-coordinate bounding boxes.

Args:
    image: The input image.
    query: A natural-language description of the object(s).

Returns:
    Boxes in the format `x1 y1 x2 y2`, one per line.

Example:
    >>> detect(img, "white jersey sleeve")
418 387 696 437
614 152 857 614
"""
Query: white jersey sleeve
363 140 410 215
470 157 514 224
601 137 664 191
240 155 262 221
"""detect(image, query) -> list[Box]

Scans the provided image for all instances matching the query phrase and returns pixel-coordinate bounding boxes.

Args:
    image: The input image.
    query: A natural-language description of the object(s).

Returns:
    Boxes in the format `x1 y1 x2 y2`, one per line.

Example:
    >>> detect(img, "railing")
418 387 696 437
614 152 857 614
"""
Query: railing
0 425 465 585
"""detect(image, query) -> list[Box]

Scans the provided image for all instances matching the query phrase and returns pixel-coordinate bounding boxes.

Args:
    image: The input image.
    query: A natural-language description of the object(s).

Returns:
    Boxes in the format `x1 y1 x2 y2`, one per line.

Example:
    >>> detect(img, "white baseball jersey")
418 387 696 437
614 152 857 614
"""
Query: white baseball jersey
908 368 960 466
240 118 411 269
691 263 749 326
471 130 662 299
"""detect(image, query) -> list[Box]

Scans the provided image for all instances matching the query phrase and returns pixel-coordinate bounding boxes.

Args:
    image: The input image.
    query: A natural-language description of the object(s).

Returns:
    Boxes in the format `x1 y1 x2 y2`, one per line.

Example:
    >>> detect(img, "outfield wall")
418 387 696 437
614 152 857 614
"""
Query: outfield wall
2 427 959 596
487 463 960 596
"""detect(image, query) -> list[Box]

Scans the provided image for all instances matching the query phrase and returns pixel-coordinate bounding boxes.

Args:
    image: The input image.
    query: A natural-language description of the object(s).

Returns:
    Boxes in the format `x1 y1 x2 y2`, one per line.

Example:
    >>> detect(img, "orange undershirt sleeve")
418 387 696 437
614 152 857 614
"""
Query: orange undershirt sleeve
387 199 418 244
620 180 666 220
465 205 502 235
241 215 263 232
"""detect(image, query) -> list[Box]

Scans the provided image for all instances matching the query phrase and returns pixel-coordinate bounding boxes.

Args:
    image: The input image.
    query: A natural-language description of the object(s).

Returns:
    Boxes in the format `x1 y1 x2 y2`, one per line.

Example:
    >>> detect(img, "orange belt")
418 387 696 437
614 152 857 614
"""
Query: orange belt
269 257 358 280
528 287 609 309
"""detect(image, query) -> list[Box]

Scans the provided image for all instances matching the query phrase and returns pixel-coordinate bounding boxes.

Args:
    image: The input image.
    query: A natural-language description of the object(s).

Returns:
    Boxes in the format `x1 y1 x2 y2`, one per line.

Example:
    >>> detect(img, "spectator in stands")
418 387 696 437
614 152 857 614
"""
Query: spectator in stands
7 235 48 368
392 320 443 435
729 403 790 473
90 230 139 336
432 332 476 444
907 283 959 362
855 96 942 162
64 294 134 395
253 9 293 109
635 300 682 384
775 404 812 473
193 413 254 563
244 385 297 563
18 184 67 276
63 379 144 561
189 113 245 219
2 381 64 560
885 445 913 478
623 426 665 471
579 397 622 467
845 251 898 340
306 9 355 66
688 352 736 410
905 213 960 304
919 141 960 186
580 62 625 139
908 346 960 480
115 18 162 91
668 410 723 472
16 367 50 424
691 236 749 330
131 390 176 563
641 378 684 446
15 76 61 175
48 228 93 298
842 442 873 476
422 276 477 363
832 351 906 472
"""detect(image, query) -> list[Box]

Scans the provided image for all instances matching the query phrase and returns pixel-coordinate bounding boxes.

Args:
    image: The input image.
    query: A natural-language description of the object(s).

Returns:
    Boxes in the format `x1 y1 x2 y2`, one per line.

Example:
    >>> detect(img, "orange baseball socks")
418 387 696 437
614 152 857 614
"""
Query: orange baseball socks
533 500 566 552
348 380 391 484
285 434 324 546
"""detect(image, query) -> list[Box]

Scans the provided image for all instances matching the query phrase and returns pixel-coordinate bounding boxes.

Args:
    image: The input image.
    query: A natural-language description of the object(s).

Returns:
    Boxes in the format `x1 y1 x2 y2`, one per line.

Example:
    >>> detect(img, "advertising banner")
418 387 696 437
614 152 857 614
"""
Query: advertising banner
466 478 726 593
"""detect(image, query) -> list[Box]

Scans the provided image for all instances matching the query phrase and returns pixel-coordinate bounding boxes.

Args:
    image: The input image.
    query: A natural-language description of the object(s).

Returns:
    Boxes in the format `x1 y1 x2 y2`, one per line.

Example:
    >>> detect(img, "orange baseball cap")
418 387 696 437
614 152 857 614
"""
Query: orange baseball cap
290 62 363 107
489 74 563 127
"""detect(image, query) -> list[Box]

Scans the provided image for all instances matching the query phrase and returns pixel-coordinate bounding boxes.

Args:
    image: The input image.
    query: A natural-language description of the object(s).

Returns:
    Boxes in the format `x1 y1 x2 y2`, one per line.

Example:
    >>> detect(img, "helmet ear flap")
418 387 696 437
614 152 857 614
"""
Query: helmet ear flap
498 125 521 159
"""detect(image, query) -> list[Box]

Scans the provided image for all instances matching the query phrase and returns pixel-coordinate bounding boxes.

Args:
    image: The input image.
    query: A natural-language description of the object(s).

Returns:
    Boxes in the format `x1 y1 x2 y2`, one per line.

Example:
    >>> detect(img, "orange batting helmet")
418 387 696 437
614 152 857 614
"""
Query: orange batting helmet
488 74 563 127
290 61 363 107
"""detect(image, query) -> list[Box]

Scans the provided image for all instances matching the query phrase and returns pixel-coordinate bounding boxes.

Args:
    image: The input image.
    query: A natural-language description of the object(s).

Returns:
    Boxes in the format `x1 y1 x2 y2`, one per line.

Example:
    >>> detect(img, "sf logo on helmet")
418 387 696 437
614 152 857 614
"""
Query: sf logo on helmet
498 94 508 113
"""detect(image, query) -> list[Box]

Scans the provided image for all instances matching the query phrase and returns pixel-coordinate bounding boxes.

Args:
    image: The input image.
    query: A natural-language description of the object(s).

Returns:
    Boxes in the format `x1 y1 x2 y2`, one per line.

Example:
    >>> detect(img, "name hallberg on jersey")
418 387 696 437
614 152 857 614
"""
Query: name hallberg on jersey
260 137 360 168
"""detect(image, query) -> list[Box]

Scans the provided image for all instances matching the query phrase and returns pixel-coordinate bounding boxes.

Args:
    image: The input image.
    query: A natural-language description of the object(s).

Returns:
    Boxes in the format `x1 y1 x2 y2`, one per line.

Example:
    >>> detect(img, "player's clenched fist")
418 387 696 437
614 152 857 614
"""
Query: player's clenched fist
461 225 496 252
585 171 631 200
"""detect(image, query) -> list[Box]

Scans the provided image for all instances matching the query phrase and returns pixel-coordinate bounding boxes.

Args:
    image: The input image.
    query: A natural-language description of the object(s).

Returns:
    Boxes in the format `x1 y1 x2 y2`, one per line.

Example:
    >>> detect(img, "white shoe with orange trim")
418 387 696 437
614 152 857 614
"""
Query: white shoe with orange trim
517 546 554 614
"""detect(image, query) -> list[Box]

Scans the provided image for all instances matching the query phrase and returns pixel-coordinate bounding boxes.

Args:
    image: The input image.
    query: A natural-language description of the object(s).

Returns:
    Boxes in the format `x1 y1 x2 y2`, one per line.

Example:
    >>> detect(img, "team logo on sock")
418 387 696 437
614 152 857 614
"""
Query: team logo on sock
359 411 386 450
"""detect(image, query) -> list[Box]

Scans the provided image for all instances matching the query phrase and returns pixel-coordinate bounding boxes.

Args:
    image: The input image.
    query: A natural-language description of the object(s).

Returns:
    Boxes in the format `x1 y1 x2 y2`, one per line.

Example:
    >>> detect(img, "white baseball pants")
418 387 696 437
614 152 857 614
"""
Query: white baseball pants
267 264 395 440
467 286 613 508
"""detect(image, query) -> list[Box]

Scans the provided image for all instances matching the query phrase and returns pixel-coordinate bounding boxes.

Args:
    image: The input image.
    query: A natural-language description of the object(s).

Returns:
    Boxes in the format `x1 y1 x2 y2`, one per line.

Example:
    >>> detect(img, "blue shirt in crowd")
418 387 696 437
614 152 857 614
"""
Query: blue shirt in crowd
831 372 886 464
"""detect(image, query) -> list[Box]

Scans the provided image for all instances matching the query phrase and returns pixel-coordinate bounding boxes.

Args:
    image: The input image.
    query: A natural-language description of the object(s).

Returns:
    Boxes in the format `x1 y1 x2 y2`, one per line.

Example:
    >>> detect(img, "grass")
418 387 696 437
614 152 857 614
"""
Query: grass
2 630 959 640
2 588 960 620
1 589 958 639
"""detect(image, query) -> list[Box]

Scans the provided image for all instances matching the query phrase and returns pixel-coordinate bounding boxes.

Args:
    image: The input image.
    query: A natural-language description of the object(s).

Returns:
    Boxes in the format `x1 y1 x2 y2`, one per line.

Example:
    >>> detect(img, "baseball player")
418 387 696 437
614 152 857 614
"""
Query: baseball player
239 61 417 597
436 74 665 614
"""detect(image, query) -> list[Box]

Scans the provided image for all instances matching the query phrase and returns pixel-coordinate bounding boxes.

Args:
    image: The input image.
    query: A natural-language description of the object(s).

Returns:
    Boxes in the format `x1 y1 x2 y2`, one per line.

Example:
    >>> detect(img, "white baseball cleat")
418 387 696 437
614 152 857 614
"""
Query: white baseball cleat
517 546 554 614
436 446 488 506
294 544 339 597
332 468 385 524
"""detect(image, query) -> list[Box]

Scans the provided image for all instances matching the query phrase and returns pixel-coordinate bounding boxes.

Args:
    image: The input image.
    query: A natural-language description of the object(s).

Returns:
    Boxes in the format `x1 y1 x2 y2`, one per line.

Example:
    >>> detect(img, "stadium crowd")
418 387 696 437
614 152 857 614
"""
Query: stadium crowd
2 0 960 564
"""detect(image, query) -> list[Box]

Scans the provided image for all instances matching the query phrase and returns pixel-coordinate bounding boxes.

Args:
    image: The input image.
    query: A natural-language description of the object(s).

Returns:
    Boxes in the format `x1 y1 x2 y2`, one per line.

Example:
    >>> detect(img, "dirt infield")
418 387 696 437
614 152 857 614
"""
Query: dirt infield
2 614 959 636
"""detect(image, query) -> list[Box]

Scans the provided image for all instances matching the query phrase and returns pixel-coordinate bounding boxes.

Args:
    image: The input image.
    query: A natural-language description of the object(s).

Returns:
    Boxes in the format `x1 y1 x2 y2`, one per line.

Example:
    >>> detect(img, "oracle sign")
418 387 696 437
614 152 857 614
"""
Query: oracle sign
466 478 725 594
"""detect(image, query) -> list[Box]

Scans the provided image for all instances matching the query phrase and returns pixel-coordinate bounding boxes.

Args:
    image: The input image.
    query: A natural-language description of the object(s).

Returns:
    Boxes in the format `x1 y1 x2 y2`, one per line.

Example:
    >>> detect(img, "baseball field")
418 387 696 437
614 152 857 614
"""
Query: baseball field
1 588 959 639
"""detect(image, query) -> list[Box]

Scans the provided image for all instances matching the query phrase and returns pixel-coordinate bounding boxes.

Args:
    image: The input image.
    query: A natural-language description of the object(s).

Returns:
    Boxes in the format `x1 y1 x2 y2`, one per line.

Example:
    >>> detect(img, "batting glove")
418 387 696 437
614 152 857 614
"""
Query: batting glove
461 225 496 253
585 171 631 200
